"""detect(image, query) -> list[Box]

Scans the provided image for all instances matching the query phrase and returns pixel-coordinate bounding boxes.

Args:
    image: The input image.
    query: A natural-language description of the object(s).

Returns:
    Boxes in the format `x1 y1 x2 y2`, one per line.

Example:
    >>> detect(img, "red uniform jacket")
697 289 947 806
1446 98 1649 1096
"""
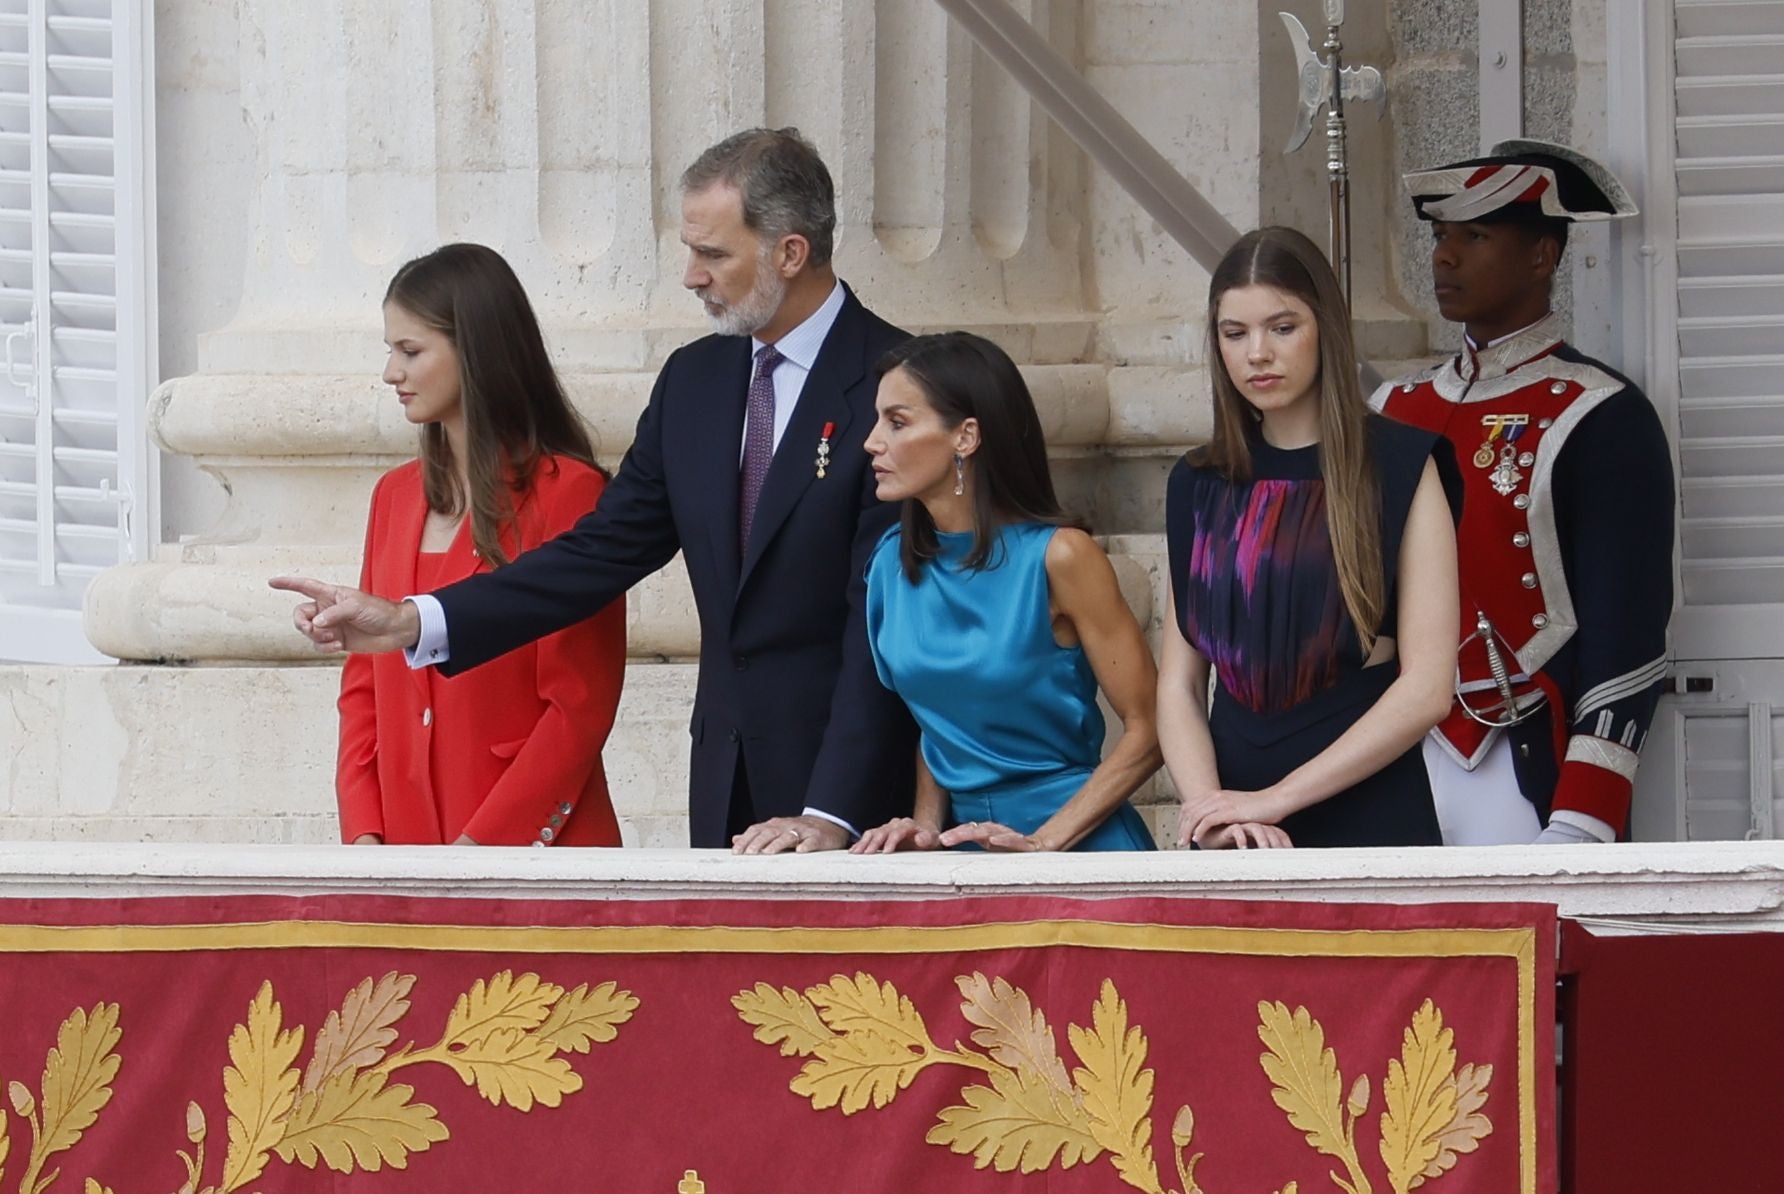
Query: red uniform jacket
336 456 626 846
1372 314 1675 835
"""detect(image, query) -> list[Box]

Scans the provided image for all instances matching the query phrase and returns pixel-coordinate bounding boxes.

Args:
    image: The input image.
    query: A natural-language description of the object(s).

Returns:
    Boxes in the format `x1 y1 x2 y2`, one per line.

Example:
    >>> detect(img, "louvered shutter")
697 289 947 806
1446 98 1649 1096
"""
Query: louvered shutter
1635 0 1784 840
1674 0 1784 629
0 0 152 664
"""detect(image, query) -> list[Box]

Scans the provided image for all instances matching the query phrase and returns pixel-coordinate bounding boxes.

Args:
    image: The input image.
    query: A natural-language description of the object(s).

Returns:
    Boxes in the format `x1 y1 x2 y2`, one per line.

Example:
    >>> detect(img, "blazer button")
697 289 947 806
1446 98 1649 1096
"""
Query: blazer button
421 708 432 727
734 655 750 671
728 729 741 743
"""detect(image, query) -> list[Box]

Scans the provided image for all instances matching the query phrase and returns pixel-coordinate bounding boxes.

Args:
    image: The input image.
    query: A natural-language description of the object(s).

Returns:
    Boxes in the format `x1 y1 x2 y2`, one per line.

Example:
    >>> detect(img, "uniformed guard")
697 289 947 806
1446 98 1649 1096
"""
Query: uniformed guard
1372 139 1675 845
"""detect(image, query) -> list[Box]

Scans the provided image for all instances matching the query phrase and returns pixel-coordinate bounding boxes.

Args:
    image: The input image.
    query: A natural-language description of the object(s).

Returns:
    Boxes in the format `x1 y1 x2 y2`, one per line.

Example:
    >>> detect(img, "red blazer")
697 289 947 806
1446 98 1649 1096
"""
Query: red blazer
336 456 625 846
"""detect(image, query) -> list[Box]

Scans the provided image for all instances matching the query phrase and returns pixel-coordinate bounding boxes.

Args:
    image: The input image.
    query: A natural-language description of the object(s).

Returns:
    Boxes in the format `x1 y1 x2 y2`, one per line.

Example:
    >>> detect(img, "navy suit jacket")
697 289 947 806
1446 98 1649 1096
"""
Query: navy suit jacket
432 285 917 846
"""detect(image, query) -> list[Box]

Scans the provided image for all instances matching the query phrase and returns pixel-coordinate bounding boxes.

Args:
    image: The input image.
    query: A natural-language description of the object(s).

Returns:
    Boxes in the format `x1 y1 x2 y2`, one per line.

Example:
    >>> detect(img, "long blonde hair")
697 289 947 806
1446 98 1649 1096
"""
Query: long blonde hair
1201 226 1385 649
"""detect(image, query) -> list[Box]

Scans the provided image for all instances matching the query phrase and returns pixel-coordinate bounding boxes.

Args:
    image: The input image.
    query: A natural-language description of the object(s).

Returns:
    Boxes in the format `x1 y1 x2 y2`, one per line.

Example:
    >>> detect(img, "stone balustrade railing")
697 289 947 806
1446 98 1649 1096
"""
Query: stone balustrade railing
1 840 1778 934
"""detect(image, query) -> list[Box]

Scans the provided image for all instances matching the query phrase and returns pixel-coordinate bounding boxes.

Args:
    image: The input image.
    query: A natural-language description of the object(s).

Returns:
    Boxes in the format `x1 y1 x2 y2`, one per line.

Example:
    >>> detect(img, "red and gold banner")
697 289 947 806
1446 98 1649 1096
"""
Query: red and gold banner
0 894 1553 1192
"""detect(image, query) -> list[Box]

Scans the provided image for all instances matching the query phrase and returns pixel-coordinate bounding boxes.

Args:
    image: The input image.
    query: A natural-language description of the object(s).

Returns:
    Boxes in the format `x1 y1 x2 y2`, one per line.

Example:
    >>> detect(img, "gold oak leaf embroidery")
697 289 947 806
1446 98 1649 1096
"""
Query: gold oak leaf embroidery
1257 1001 1373 1194
955 973 1077 1103
789 1021 932 1114
16 1003 123 1194
732 985 839 1057
303 972 416 1092
739 974 1181 1193
787 974 937 1114
380 971 582 1111
81 1181 112 1194
1378 1000 1461 1194
434 1029 581 1110
1416 1062 1493 1186
219 982 304 1193
807 973 932 1053
928 1064 1103 1175
0 1072 10 1183
272 1066 448 1172
1068 981 1164 1194
442 972 564 1046
927 972 1102 1175
534 982 640 1054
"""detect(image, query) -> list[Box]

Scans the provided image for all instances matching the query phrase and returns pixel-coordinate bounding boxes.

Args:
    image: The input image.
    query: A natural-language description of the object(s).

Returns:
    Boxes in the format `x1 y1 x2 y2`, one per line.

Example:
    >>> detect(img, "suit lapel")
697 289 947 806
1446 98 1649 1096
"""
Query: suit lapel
738 292 865 589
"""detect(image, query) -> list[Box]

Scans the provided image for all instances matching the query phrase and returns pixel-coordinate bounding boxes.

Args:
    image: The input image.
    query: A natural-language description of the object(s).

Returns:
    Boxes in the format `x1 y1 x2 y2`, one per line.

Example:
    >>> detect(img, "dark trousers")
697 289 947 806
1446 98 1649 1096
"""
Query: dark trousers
724 752 756 841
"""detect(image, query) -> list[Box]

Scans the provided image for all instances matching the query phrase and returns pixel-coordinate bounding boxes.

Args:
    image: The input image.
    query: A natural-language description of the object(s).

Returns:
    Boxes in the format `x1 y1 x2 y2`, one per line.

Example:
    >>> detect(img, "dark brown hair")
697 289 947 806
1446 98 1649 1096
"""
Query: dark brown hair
874 332 1074 582
384 243 599 567
1202 226 1386 647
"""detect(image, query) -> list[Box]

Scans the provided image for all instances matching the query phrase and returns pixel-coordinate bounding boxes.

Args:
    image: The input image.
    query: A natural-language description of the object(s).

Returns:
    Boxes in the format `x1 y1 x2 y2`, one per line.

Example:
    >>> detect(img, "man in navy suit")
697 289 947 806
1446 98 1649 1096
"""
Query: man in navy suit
275 128 915 852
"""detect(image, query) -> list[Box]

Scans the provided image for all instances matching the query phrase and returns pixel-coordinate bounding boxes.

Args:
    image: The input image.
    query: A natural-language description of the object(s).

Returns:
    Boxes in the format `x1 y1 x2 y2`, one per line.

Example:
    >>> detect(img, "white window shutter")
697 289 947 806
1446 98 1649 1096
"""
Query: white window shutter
1673 0 1784 619
0 0 153 664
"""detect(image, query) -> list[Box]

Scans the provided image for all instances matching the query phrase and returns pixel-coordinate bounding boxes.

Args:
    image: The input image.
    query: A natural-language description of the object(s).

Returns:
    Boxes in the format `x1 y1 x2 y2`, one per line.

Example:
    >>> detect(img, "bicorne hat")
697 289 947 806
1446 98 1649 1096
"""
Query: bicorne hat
1404 138 1638 224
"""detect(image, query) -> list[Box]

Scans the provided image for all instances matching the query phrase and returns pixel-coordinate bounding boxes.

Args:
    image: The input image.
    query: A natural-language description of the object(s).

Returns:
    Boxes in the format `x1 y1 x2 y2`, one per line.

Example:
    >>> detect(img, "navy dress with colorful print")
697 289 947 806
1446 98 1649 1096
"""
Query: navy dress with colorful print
1165 415 1456 847
866 522 1155 852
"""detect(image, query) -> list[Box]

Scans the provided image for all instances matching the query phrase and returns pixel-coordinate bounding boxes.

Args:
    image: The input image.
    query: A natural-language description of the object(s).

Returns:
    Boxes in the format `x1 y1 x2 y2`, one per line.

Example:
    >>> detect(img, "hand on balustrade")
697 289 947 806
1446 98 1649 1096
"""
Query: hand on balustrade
268 576 423 654
937 820 1047 852
1177 788 1291 849
850 817 945 854
731 815 850 855
1197 822 1295 850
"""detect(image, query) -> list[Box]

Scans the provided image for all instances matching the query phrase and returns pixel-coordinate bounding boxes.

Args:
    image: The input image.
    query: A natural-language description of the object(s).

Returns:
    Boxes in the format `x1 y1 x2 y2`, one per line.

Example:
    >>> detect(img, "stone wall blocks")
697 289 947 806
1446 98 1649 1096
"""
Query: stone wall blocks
1023 364 1111 447
1105 364 1214 446
1392 1 1479 59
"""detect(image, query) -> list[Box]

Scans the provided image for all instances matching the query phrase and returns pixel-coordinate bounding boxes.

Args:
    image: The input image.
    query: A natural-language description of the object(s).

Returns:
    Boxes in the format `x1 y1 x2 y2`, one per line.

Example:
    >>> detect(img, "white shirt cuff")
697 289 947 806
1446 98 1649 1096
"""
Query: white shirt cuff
802 807 859 840
1547 810 1616 843
403 594 450 669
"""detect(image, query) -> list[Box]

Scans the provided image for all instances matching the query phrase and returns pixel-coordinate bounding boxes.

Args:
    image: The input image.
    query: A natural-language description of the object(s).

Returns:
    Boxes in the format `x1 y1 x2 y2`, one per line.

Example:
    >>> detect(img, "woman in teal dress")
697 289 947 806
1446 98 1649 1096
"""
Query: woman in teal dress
850 332 1161 853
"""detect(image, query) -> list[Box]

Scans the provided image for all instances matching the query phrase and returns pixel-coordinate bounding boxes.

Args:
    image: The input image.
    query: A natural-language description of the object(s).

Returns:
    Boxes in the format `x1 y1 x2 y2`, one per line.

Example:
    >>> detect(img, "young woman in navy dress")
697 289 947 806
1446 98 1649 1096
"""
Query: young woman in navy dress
850 333 1161 853
1161 227 1460 849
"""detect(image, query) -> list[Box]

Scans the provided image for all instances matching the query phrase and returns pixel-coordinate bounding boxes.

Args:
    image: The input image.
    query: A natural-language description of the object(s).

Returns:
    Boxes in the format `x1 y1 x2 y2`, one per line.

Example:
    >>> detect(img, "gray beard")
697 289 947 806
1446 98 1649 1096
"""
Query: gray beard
703 269 788 338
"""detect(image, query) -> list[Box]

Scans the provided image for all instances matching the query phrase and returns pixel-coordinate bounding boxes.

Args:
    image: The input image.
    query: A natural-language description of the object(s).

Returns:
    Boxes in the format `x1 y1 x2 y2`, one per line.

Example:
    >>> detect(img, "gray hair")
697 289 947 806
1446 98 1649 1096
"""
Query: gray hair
680 127 837 266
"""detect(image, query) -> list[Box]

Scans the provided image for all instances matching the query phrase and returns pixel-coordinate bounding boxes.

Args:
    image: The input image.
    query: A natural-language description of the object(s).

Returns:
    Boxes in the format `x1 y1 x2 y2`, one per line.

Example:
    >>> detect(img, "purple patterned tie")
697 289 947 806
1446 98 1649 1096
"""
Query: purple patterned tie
738 343 783 551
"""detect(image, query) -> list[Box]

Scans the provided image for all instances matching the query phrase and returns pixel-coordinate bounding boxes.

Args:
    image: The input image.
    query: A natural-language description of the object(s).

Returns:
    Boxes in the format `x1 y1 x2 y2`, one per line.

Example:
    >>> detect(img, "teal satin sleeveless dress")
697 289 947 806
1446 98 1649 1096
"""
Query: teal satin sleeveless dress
865 522 1155 851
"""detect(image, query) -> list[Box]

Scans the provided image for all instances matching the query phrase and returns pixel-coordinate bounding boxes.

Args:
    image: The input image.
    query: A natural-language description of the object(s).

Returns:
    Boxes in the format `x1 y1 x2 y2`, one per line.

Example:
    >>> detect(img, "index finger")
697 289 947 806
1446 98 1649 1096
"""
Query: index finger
269 575 333 600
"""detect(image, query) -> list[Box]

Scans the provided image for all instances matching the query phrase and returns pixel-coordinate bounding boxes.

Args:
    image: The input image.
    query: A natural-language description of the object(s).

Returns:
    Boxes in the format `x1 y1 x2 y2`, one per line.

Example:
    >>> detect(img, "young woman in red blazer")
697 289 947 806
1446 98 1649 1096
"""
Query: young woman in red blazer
335 243 626 846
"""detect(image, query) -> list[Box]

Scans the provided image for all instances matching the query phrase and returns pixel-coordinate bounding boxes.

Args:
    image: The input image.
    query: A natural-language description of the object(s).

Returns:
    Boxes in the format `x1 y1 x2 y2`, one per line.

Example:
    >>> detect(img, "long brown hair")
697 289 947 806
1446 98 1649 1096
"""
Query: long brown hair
1202 226 1385 648
874 332 1075 582
384 243 600 567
